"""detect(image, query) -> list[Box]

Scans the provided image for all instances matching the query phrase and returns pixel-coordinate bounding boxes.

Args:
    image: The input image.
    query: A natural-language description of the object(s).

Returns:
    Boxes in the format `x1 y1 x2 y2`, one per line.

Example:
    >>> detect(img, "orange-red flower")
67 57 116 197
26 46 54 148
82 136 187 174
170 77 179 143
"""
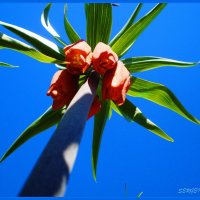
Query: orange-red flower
92 42 118 75
102 61 131 106
47 70 79 110
64 40 92 75
87 96 102 119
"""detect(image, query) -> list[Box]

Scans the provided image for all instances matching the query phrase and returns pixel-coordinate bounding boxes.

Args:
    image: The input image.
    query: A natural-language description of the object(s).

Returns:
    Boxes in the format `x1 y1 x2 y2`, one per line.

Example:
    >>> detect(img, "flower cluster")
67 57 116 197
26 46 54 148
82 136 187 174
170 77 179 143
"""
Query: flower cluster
47 40 131 118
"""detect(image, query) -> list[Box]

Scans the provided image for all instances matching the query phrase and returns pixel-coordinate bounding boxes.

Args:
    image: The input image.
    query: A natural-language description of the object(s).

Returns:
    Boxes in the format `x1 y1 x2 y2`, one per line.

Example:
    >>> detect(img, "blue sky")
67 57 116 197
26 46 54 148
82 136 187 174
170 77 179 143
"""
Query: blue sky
0 3 200 199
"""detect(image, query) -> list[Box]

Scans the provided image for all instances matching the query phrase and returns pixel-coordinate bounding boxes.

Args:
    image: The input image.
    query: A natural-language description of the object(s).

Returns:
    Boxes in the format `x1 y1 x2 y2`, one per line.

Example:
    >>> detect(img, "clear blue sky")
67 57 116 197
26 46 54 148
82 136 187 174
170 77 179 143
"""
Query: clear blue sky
0 3 200 199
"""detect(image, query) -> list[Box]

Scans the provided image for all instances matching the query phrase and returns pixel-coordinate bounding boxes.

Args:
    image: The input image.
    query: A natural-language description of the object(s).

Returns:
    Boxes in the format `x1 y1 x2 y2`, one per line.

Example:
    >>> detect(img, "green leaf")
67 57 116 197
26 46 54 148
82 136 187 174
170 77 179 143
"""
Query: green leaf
0 33 63 63
41 3 67 46
0 61 18 68
122 56 198 73
111 100 173 142
0 106 65 162
85 3 112 49
0 20 65 61
92 100 110 181
64 4 81 43
109 3 143 46
128 77 200 124
110 3 167 58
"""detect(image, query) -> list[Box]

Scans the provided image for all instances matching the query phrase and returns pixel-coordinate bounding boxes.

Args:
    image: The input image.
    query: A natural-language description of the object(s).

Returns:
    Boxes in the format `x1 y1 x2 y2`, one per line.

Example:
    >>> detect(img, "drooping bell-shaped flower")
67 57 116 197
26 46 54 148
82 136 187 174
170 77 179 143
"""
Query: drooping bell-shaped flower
92 42 118 75
64 40 92 75
47 70 79 110
102 61 131 106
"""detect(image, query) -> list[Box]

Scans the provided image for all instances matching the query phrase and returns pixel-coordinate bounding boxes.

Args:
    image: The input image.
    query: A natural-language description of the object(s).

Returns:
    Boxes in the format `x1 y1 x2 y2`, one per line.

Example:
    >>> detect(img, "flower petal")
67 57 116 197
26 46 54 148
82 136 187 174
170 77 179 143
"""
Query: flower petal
47 70 79 110
102 61 130 105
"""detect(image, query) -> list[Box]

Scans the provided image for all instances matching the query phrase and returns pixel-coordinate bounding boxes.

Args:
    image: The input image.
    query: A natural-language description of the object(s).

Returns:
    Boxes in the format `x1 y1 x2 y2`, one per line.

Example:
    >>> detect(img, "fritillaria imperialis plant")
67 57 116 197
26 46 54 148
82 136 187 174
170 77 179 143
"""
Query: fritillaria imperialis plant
0 3 199 180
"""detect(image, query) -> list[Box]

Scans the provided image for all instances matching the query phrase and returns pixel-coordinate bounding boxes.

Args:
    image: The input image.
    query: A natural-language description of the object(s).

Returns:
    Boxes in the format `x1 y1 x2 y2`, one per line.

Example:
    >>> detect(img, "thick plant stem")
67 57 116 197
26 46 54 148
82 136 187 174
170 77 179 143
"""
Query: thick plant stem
19 72 99 197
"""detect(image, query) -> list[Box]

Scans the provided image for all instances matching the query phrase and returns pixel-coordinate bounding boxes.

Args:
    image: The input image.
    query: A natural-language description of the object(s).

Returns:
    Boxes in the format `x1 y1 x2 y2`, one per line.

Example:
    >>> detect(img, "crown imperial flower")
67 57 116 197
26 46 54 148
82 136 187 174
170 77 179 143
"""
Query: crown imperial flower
64 40 92 75
92 42 118 75
47 70 79 110
49 41 130 112
102 61 131 106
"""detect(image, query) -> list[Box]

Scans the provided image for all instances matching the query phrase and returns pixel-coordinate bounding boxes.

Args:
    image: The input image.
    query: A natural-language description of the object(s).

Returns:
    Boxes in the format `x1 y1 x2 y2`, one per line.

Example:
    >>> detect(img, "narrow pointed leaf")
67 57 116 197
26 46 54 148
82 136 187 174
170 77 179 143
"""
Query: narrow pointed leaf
41 3 67 46
0 61 18 68
110 3 167 58
0 20 65 61
0 107 65 162
85 3 112 49
0 33 63 63
122 56 198 73
128 77 200 124
111 100 173 142
64 4 81 43
92 100 110 181
110 3 143 46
